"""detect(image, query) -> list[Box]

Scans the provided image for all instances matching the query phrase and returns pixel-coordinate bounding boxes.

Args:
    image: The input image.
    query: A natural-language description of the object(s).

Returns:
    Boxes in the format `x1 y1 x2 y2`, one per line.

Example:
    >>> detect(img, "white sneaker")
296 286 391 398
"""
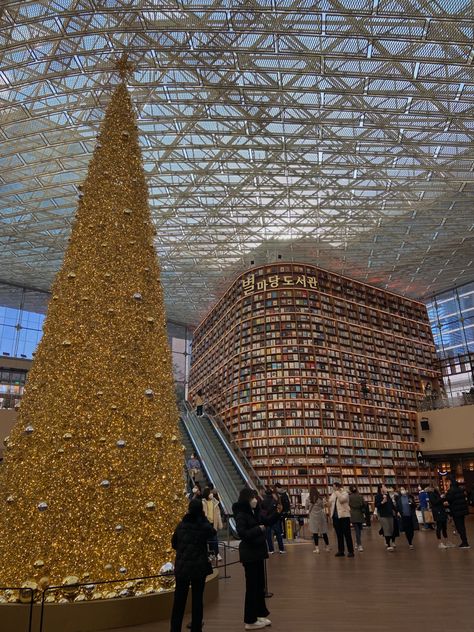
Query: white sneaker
446 541 456 548
268 551 274 555
386 546 394 552
217 554 222 561
278 550 286 554
325 546 331 552
358 545 364 552
313 547 320 553
245 622 266 630
438 542 448 549
409 544 414 550
257 618 272 626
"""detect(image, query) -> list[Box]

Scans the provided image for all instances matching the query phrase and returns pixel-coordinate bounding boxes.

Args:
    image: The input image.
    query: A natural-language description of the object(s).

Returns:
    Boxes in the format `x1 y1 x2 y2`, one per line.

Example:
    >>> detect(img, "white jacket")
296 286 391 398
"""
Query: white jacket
328 489 351 519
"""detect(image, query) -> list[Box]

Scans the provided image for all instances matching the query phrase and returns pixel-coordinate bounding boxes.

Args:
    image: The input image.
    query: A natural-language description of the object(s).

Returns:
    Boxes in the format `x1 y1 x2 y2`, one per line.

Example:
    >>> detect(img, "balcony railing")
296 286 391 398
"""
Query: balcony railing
418 391 474 411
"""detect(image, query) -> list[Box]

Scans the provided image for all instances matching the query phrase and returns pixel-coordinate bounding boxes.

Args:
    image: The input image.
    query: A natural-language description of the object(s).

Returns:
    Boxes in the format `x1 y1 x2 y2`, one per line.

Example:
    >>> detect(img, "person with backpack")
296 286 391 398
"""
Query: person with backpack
170 499 216 632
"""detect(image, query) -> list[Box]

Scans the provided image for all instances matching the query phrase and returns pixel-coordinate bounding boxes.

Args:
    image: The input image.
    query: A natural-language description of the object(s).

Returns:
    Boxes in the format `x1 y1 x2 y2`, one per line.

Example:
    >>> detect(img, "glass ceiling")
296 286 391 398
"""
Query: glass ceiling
0 0 473 325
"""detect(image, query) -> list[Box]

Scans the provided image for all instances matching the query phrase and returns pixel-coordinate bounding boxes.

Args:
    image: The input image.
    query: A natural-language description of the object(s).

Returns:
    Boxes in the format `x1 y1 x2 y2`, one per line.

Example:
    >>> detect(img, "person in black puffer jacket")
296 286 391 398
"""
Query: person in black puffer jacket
233 488 279 630
170 499 216 632
445 478 470 548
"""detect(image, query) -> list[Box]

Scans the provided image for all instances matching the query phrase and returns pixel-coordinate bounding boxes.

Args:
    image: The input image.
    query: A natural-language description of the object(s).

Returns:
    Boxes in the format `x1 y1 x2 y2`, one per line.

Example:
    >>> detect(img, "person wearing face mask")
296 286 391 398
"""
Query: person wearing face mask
202 487 223 561
395 487 419 549
233 488 276 630
189 482 202 500
374 483 396 551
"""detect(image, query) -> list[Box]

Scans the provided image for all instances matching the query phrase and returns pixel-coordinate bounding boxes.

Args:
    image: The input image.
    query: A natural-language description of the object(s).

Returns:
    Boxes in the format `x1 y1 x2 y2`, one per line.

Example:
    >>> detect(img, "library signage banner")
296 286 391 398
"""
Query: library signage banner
242 272 318 296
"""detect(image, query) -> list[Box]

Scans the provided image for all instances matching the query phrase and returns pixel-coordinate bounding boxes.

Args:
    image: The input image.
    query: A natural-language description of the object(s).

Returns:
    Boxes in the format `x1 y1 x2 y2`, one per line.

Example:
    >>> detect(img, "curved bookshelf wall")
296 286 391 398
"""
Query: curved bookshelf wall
189 263 441 502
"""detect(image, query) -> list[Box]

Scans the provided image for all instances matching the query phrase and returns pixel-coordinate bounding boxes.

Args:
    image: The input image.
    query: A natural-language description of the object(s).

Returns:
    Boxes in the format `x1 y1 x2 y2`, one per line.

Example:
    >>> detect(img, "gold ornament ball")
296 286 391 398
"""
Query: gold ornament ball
62 340 72 347
92 591 103 600
155 432 162 440
19 581 39 603
106 591 118 599
104 564 113 571
62 575 80 599
74 594 87 602
38 576 50 591
33 559 45 569
6 494 15 504
145 501 156 511
63 432 73 441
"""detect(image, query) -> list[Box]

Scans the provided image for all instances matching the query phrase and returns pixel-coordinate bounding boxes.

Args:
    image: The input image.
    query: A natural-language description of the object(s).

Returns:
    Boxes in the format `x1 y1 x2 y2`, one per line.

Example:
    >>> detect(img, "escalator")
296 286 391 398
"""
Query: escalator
179 402 263 529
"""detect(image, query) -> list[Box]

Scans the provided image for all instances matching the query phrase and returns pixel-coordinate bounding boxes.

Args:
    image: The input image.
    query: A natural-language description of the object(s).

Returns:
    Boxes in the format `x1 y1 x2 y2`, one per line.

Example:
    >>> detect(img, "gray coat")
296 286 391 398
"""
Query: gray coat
349 493 365 523
307 497 328 534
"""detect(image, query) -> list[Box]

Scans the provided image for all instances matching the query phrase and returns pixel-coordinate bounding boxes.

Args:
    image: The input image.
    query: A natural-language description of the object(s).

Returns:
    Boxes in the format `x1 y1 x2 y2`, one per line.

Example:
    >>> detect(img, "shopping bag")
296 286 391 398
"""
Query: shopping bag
422 509 435 524
416 510 423 523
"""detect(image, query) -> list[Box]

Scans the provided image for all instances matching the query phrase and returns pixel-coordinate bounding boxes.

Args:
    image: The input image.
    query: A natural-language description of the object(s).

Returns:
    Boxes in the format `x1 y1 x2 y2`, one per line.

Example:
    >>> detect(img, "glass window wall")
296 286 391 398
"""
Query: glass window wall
0 282 193 401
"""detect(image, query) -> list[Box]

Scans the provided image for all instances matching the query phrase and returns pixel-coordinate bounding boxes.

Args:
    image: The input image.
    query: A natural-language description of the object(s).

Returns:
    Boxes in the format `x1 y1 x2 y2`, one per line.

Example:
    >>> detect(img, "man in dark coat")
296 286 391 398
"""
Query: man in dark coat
233 487 278 629
170 499 216 632
445 478 470 548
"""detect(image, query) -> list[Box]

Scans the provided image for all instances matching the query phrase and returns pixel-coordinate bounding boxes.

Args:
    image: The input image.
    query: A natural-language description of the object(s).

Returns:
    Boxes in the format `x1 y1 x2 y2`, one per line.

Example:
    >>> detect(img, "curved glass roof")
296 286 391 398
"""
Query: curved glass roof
0 0 473 325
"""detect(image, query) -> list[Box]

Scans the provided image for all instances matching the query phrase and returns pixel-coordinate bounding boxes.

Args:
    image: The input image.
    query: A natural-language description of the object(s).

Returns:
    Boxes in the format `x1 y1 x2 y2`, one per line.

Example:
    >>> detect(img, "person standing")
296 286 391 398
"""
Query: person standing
187 453 202 484
374 484 396 551
306 487 330 553
349 485 365 552
170 499 216 632
445 477 470 548
275 482 291 538
261 488 285 554
329 482 354 558
418 484 433 529
195 390 204 417
395 487 418 549
429 487 454 549
233 488 273 630
202 487 223 562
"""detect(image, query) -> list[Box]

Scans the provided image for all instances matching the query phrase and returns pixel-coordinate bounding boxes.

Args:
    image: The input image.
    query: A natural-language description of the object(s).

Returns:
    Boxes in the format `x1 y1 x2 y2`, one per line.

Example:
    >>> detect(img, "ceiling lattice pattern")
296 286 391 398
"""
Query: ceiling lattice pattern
0 0 473 325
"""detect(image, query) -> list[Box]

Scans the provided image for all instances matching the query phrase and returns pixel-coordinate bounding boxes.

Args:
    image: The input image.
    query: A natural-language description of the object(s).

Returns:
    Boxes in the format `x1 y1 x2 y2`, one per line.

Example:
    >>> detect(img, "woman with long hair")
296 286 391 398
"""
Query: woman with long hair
170 499 216 632
233 488 276 630
306 487 330 553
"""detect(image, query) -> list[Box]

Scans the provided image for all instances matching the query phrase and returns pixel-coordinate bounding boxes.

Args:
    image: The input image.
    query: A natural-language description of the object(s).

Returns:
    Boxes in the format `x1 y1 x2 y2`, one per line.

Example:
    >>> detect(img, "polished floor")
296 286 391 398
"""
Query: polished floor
108 519 474 632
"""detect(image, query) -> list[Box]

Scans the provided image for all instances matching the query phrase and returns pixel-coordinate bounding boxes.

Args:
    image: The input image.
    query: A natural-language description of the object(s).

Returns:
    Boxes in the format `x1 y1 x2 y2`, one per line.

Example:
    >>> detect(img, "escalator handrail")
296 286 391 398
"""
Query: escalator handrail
201 404 265 490
180 407 241 523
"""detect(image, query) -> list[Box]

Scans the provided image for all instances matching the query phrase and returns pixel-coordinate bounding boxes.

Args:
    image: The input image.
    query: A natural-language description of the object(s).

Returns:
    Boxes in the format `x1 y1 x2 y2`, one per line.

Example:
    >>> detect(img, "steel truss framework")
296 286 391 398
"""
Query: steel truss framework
0 0 473 325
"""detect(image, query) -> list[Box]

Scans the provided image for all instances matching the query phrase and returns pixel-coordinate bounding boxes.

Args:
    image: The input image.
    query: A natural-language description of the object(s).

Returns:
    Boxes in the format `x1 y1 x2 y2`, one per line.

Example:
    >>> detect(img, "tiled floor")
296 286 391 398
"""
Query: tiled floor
107 518 474 632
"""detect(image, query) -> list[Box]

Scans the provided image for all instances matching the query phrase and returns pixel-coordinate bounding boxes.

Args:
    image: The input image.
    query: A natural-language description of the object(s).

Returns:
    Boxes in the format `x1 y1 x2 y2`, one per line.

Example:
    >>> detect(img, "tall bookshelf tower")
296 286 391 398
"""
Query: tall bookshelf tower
189 263 440 501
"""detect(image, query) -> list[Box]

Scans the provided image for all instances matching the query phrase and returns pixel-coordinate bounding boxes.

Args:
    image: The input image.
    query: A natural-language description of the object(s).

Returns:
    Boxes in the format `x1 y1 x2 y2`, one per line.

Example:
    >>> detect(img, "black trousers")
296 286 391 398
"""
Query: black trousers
243 560 270 624
333 517 354 554
401 516 414 545
196 405 203 416
170 575 206 632
453 515 469 546
436 519 448 540
313 532 329 546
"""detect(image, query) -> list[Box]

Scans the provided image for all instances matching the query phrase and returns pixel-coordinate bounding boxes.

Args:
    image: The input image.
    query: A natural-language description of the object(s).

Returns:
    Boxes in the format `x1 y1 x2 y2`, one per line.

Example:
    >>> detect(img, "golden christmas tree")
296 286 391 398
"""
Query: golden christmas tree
0 60 186 599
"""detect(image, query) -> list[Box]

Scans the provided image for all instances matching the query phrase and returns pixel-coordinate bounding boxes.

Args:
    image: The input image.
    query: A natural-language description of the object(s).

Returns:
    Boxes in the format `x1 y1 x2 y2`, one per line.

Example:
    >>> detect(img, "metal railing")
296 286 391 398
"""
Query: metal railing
417 391 474 411
0 585 34 632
